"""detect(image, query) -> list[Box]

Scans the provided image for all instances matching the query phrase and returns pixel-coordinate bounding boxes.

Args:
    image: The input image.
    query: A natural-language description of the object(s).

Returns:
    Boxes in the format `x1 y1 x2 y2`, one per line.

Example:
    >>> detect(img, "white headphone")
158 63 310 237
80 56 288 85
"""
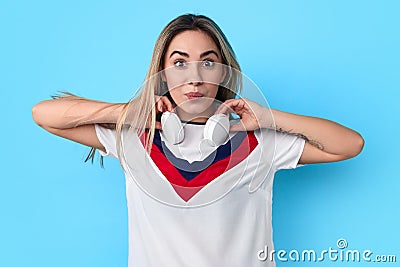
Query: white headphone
160 112 230 147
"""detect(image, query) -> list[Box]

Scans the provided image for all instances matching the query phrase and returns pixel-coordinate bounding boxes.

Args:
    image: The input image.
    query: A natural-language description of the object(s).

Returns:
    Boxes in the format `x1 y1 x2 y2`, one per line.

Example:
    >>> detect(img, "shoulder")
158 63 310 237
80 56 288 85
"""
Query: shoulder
94 124 139 159
255 128 306 170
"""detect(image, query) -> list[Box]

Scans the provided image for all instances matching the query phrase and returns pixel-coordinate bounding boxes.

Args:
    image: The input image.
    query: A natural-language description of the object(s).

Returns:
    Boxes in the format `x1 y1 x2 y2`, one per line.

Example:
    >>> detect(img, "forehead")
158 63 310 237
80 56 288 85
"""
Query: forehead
166 30 219 57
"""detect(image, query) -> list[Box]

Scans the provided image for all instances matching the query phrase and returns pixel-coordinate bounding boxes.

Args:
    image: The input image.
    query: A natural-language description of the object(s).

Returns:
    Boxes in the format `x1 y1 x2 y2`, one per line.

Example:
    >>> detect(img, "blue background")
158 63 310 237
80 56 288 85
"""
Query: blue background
1 0 399 266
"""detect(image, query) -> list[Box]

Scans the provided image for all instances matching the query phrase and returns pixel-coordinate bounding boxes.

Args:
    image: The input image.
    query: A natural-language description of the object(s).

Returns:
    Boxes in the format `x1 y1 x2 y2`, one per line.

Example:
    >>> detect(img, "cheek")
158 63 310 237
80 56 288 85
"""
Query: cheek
168 87 185 104
207 84 219 98
165 75 182 90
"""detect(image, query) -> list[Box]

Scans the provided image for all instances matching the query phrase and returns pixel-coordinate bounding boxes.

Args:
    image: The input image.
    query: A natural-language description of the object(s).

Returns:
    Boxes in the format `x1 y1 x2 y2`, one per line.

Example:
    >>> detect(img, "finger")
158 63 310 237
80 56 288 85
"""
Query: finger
230 122 246 132
225 99 247 115
162 96 173 112
155 96 161 109
155 121 162 130
216 99 238 114
231 99 247 109
215 103 230 115
230 99 253 115
157 97 167 112
226 99 245 109
154 95 162 102
156 101 162 112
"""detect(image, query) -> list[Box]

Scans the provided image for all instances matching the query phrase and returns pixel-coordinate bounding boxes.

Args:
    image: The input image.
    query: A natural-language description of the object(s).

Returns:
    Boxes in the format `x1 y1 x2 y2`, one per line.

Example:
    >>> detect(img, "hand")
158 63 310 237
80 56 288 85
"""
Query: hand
124 96 173 130
155 95 173 113
154 95 173 129
216 98 272 131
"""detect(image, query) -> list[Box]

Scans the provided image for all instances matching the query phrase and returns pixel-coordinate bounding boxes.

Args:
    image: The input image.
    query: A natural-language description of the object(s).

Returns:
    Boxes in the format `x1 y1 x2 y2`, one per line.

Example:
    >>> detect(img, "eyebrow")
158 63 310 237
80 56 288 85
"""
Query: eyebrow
169 50 219 59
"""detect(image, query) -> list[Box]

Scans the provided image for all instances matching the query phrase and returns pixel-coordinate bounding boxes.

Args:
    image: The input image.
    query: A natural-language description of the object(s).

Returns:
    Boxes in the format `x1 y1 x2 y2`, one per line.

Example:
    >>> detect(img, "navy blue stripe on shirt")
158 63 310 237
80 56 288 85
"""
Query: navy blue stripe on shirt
152 130 248 181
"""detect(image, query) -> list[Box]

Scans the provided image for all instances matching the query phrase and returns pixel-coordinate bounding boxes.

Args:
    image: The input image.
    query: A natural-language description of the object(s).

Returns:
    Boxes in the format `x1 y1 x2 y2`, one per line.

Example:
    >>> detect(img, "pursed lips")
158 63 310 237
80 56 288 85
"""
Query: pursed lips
185 92 204 99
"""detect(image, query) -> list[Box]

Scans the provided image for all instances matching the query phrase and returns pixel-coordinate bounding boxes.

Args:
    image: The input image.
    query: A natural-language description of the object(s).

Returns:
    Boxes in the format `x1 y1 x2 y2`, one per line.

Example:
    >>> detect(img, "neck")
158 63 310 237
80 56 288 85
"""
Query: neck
176 107 215 123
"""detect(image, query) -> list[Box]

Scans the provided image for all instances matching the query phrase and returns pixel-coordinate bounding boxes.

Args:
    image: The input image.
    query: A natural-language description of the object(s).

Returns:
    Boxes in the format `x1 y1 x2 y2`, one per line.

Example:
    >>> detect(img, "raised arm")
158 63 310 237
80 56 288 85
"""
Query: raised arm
31 93 125 153
217 98 364 164
270 109 364 164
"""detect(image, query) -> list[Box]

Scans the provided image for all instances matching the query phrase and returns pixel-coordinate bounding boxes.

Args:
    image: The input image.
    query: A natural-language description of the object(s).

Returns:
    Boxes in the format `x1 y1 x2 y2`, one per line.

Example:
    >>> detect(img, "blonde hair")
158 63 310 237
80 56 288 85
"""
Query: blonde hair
63 14 242 167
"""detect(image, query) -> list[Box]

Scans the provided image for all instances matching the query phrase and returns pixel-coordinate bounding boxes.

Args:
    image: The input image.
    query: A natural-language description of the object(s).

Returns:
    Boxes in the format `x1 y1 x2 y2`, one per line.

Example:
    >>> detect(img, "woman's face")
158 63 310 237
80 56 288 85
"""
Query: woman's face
163 30 225 121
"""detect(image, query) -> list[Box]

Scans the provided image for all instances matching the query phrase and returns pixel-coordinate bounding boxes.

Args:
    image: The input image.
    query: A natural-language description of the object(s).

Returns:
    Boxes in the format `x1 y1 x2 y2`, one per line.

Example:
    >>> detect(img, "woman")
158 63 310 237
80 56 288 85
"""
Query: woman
32 14 364 267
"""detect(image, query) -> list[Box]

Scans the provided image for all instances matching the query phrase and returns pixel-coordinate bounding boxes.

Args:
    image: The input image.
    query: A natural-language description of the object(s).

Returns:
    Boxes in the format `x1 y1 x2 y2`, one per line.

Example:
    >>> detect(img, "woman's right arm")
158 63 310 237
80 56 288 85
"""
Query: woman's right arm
31 96 125 153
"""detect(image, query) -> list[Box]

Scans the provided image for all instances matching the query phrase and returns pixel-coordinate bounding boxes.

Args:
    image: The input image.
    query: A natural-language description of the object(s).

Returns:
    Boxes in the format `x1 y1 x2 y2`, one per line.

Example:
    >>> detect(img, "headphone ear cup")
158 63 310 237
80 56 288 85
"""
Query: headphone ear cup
203 114 230 147
160 112 184 144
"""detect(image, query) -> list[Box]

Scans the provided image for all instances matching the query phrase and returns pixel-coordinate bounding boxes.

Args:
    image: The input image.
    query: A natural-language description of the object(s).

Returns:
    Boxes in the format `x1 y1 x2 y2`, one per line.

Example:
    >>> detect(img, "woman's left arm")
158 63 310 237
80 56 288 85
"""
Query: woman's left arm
218 98 365 164
271 109 364 164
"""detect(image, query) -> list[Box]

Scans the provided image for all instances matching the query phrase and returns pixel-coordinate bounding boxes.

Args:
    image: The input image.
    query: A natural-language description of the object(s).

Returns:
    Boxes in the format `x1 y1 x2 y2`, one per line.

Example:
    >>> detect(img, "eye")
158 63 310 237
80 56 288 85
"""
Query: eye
174 60 187 68
202 60 215 68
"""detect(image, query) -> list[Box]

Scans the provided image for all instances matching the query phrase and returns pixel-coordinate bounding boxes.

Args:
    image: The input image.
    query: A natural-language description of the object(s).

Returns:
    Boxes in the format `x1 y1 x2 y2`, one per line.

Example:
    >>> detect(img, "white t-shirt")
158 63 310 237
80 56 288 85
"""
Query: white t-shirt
94 122 305 267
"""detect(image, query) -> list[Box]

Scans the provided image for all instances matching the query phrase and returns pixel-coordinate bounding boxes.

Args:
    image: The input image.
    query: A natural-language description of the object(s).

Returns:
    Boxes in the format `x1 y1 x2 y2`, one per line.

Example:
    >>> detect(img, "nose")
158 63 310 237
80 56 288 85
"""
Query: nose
187 62 203 86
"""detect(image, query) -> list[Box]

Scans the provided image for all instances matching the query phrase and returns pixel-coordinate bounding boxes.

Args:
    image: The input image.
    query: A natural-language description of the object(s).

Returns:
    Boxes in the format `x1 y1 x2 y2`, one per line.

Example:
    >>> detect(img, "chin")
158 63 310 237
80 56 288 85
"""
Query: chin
177 98 215 117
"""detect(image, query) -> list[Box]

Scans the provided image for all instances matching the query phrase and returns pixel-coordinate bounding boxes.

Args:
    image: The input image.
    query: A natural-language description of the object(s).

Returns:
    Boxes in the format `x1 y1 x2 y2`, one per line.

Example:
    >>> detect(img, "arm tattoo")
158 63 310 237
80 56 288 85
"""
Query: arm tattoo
275 126 325 151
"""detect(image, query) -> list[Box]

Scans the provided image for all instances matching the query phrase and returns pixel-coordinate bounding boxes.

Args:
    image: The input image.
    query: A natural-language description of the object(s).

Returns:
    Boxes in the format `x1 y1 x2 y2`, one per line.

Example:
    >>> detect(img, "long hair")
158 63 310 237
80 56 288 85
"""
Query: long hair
65 13 242 166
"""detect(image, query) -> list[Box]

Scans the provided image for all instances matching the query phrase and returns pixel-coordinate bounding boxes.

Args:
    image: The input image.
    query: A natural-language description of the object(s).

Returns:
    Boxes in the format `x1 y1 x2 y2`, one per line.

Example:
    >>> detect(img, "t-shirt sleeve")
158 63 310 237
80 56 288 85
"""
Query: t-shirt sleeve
94 124 118 159
273 131 306 170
